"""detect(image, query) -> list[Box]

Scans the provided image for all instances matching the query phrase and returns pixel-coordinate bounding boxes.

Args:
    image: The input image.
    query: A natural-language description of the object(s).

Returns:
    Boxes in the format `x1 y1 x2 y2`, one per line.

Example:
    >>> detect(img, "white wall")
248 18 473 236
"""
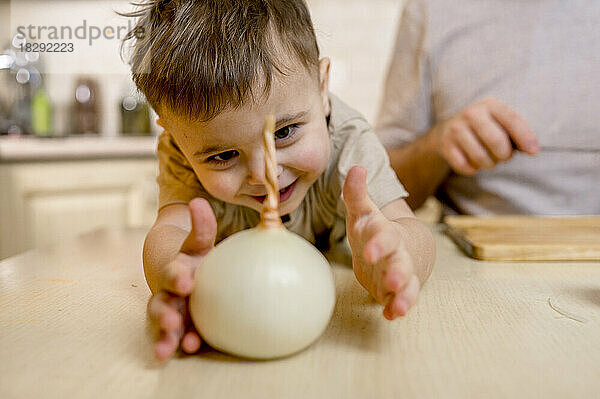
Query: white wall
308 0 403 122
0 2 9 43
5 0 404 134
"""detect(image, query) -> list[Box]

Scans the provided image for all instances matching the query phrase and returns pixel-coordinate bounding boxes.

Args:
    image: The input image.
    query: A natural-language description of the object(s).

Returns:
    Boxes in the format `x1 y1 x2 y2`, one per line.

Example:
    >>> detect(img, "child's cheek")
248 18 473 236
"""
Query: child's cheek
294 132 330 174
196 171 239 202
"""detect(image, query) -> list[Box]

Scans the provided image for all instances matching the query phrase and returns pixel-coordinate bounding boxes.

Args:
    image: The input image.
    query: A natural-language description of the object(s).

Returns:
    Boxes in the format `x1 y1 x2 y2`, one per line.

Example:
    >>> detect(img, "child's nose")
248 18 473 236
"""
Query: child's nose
247 155 265 186
247 173 263 186
247 161 283 186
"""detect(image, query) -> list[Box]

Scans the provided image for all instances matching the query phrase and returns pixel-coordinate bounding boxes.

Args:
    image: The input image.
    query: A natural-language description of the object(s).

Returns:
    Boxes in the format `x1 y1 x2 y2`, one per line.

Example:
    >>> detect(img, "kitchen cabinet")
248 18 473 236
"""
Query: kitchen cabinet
0 158 158 259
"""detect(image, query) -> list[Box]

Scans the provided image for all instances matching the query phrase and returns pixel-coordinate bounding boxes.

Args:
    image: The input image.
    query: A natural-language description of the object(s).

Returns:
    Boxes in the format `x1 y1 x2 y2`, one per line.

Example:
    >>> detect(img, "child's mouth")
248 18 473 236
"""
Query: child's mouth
252 179 297 204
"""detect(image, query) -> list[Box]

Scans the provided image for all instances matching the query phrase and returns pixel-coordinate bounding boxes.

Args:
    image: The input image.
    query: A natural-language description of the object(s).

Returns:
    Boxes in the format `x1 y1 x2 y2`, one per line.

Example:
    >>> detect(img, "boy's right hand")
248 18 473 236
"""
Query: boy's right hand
147 198 217 361
433 97 540 175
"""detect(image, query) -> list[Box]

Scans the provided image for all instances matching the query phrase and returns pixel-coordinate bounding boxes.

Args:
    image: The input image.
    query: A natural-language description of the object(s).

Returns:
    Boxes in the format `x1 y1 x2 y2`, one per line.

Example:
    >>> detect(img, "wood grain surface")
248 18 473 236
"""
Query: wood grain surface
1 226 599 398
444 215 600 261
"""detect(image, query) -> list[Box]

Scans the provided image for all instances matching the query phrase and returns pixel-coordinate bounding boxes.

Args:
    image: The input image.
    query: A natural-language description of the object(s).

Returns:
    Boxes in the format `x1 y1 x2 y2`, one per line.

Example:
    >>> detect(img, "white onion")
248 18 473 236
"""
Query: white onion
189 227 335 359
189 115 336 359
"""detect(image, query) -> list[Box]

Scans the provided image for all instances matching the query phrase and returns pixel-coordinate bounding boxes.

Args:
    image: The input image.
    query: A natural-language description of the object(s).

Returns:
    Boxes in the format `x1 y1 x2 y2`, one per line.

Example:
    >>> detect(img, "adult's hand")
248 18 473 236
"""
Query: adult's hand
433 97 539 175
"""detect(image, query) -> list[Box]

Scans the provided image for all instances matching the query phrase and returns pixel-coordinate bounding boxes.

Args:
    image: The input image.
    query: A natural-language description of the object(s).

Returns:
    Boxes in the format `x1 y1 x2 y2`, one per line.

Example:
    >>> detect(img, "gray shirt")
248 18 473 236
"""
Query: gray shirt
376 0 600 215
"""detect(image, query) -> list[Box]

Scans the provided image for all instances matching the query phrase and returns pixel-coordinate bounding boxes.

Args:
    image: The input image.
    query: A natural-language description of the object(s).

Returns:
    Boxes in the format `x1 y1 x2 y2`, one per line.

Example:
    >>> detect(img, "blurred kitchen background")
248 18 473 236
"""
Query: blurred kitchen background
0 0 419 259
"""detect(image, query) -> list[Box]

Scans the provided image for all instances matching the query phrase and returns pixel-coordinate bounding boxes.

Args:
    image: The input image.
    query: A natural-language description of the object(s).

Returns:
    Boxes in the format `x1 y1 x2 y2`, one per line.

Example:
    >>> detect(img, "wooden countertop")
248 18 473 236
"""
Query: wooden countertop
1 226 599 398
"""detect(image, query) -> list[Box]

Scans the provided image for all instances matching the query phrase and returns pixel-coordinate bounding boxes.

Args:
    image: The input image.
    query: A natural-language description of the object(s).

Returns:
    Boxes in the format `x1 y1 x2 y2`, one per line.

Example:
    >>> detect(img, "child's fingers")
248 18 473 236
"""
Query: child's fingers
148 293 189 361
376 247 414 310
181 330 202 354
157 199 217 301
148 292 185 331
160 253 197 296
383 274 420 320
342 166 378 218
373 248 413 305
155 330 181 361
180 198 217 256
180 297 202 354
382 248 414 294
362 222 402 264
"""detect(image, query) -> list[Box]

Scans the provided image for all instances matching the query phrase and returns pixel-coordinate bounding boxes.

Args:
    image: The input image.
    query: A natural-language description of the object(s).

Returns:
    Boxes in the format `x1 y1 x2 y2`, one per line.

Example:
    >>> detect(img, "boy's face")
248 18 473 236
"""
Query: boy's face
160 58 332 216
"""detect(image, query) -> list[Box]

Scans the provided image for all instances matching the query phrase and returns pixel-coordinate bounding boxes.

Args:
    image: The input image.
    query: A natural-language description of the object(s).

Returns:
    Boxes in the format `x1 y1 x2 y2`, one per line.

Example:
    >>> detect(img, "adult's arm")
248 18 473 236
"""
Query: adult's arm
376 0 539 210
375 0 440 210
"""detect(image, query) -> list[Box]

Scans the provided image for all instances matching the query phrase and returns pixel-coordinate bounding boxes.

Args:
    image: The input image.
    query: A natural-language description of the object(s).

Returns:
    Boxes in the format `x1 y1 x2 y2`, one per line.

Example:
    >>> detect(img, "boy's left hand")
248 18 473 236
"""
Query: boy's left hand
343 166 420 320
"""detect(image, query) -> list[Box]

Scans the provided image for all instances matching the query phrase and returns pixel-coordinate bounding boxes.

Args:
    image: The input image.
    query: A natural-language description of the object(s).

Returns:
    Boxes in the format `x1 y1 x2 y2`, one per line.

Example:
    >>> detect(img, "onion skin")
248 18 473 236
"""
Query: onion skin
189 227 336 359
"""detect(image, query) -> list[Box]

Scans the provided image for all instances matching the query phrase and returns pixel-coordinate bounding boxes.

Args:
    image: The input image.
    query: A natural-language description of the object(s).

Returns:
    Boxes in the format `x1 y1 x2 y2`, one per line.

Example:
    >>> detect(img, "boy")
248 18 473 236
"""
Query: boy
123 0 435 361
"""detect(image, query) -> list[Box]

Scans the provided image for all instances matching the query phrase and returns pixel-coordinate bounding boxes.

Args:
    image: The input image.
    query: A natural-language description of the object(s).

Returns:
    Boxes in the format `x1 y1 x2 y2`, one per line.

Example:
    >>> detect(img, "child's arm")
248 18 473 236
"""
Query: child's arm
342 166 435 320
143 198 217 361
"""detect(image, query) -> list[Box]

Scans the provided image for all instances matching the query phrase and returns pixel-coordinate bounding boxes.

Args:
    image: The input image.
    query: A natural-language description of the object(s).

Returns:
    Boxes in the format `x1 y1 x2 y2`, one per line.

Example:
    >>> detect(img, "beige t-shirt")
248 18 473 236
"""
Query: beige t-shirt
157 94 407 259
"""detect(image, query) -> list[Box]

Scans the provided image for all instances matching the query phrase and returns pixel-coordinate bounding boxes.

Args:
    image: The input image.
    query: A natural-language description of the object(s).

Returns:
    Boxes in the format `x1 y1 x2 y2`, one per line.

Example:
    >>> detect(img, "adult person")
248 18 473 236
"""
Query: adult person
376 0 600 215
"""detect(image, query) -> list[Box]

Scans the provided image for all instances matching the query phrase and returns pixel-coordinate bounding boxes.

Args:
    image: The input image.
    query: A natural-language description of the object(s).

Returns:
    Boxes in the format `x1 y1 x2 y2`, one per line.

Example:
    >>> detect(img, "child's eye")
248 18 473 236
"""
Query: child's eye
208 150 239 163
274 124 298 141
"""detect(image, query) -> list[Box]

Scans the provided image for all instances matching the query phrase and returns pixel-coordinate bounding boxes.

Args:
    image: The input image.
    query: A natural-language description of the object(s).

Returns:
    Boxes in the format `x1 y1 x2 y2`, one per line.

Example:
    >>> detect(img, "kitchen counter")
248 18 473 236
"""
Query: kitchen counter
0 226 599 398
0 135 157 162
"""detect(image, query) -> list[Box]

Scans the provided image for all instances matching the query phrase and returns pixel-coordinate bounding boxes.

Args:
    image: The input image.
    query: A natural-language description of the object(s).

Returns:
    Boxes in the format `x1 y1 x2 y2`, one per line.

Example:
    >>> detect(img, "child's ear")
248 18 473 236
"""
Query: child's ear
318 57 331 116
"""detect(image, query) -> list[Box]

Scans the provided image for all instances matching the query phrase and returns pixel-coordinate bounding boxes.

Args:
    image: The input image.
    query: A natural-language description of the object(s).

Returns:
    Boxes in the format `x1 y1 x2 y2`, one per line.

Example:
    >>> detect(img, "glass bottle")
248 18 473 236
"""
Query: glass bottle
71 77 100 134
120 94 151 135
31 87 52 137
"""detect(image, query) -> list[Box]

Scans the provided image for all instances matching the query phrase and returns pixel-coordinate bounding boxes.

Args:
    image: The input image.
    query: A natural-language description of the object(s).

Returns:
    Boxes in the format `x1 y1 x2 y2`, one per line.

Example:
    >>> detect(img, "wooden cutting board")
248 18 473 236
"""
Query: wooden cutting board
443 215 600 261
